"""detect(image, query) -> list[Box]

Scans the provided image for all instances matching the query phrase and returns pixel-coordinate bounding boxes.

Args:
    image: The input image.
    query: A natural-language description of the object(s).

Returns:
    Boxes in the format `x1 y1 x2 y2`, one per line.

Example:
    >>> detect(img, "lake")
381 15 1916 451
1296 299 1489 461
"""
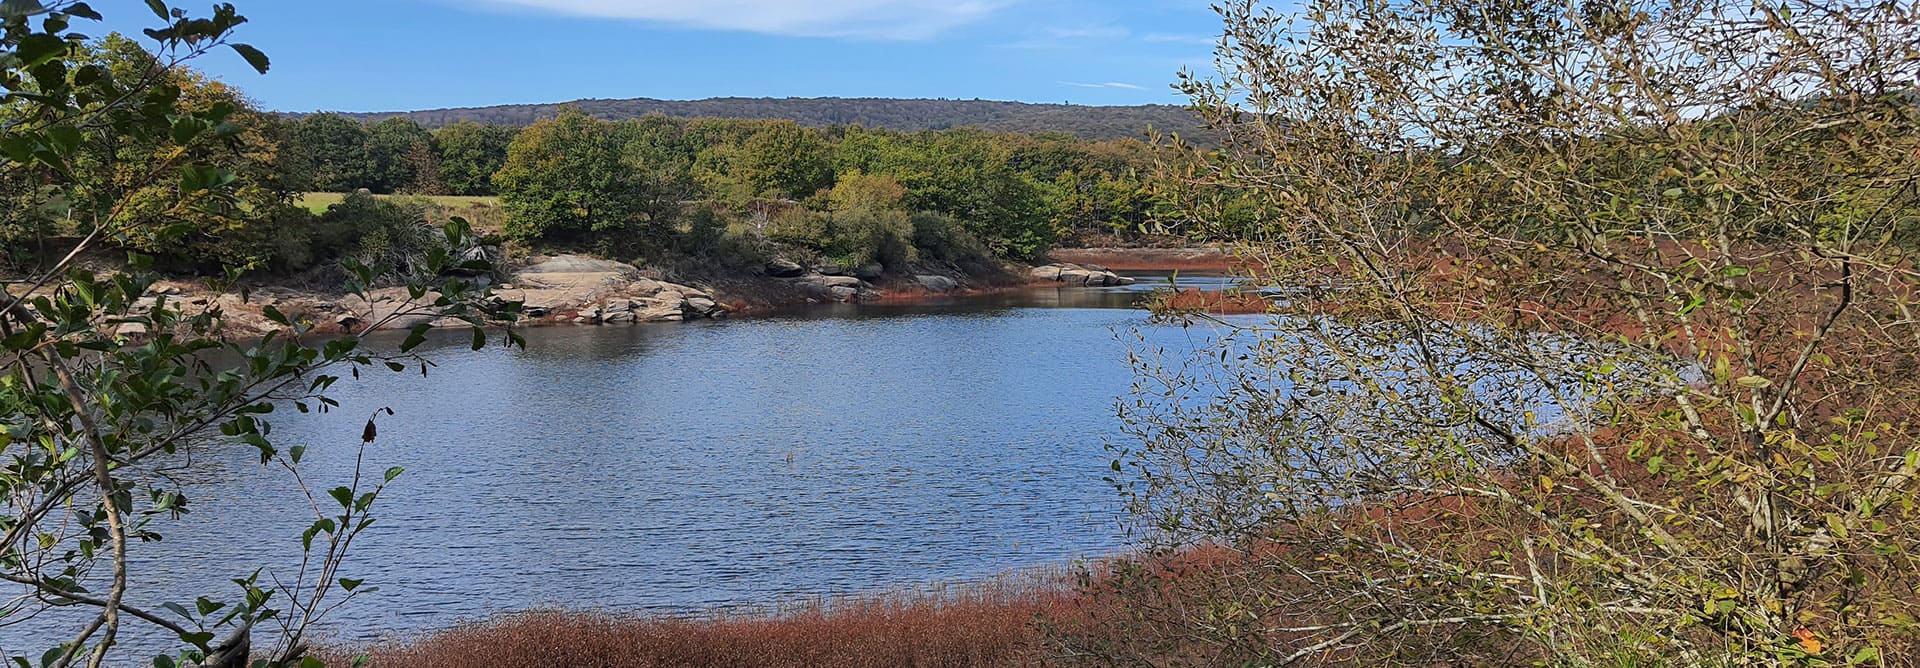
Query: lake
0 272 1254 656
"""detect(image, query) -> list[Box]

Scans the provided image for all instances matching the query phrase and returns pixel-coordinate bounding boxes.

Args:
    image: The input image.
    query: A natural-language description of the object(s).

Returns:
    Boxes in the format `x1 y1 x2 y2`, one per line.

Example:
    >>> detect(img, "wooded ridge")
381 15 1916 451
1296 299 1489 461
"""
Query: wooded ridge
312 96 1209 142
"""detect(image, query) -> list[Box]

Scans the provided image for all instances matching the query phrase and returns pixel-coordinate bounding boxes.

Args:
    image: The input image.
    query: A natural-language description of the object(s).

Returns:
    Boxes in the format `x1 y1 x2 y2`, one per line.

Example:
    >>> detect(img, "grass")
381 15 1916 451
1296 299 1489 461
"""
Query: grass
319 568 1079 668
296 192 501 215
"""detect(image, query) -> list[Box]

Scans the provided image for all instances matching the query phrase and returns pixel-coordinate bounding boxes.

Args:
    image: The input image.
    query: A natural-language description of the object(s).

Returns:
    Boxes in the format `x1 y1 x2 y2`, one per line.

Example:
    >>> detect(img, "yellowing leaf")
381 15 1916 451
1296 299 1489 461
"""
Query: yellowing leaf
1793 628 1822 654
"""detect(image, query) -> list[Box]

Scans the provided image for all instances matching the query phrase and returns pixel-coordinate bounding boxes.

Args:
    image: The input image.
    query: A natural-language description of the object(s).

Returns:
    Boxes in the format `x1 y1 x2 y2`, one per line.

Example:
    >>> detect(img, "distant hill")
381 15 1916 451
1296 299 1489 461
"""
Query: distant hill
322 97 1208 143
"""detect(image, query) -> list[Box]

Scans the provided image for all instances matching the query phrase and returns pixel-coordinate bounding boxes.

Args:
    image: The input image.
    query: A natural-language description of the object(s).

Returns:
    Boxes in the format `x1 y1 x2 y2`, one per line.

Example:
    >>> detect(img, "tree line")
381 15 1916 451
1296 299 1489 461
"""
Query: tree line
325 96 1212 143
1 35 1228 277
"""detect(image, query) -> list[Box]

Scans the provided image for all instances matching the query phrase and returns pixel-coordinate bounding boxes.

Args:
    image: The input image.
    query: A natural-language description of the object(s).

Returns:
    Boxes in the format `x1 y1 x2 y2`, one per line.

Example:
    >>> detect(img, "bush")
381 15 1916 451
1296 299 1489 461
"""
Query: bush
826 208 916 270
910 212 991 267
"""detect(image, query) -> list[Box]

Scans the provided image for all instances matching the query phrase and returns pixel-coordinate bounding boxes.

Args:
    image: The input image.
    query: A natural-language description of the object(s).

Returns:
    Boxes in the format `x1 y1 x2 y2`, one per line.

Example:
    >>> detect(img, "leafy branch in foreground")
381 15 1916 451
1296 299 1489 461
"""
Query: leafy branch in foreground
1055 0 1920 666
0 3 520 666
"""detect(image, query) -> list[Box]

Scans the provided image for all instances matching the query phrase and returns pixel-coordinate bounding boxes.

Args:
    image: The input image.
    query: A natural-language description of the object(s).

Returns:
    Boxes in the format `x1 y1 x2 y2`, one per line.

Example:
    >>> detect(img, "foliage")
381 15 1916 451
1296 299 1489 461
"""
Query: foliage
291 113 371 193
1078 0 1920 666
363 117 439 194
0 4 518 667
321 96 1213 143
432 121 514 196
493 107 680 246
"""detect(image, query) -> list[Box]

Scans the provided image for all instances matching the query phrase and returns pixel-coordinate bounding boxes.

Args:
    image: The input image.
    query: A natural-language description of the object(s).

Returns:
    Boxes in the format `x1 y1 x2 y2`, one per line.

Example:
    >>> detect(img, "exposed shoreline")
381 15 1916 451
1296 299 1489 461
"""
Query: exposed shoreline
100 247 1239 340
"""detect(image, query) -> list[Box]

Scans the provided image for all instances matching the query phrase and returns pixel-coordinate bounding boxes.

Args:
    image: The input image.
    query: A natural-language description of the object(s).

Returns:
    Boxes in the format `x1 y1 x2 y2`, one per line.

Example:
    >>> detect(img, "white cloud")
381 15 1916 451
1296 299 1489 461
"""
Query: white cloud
469 0 1011 39
1061 81 1148 90
1141 32 1215 45
996 24 1130 49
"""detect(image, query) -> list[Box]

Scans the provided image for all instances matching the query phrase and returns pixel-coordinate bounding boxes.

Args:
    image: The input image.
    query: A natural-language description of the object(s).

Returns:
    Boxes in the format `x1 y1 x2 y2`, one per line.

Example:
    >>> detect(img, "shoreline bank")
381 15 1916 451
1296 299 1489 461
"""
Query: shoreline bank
99 248 1235 339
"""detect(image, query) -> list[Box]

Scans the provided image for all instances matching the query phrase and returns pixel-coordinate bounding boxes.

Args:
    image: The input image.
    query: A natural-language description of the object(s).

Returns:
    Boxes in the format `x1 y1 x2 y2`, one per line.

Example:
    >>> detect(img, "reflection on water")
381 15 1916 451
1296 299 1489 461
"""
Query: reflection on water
0 276 1255 655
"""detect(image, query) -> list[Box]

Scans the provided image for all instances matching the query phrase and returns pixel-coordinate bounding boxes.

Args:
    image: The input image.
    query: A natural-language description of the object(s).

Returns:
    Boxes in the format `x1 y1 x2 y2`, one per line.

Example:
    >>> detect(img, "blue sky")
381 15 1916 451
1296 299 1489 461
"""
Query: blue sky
96 0 1227 112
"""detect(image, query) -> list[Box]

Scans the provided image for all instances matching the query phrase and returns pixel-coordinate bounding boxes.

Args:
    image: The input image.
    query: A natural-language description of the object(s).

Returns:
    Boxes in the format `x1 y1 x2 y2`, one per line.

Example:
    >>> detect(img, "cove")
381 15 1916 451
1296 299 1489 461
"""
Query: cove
0 274 1252 654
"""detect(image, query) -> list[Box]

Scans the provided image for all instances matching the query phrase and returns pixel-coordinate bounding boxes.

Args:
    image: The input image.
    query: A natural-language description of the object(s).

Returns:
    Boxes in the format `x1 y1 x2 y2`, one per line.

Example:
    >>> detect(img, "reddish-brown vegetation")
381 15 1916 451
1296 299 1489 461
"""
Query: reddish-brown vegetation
323 577 1082 667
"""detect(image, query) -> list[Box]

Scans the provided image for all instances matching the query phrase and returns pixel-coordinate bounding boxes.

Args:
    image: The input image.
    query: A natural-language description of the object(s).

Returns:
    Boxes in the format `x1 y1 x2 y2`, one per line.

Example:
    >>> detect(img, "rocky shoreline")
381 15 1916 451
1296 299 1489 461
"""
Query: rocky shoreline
106 249 1224 339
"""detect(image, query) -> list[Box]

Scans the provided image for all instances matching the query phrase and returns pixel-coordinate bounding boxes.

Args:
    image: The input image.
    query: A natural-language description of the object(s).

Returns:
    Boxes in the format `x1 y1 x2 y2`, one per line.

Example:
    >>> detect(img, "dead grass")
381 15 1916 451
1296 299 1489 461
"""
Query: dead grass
296 192 502 215
319 570 1082 668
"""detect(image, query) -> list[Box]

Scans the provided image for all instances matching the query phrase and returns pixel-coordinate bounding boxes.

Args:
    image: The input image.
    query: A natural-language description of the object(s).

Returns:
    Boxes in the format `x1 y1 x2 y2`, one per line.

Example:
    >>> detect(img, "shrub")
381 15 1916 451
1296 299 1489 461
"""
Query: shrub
910 212 992 267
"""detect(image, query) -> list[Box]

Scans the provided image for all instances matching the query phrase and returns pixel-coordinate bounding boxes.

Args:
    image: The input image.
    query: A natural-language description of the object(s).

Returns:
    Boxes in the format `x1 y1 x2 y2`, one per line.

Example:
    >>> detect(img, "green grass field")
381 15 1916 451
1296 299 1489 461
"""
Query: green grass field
297 192 501 214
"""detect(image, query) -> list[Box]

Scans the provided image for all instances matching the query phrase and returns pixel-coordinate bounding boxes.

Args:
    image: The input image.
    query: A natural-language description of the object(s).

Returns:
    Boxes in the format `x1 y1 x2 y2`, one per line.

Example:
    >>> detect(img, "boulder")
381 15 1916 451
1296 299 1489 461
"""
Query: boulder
828 286 859 301
854 263 885 280
630 278 667 295
1034 262 1130 289
668 283 713 300
765 259 806 278
814 262 849 276
821 275 864 288
686 296 721 316
916 275 960 293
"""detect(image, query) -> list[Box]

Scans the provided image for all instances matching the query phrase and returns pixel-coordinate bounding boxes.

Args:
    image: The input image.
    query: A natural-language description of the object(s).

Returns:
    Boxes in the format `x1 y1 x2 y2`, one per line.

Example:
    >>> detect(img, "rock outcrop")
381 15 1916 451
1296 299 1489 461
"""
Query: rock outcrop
1029 263 1137 287
501 254 728 325
783 271 880 302
915 275 960 293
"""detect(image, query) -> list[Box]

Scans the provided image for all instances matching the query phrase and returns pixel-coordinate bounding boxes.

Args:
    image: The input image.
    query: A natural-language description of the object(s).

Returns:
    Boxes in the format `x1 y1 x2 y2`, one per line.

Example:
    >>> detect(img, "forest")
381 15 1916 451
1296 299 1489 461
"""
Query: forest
0 35 1229 281
325 96 1210 143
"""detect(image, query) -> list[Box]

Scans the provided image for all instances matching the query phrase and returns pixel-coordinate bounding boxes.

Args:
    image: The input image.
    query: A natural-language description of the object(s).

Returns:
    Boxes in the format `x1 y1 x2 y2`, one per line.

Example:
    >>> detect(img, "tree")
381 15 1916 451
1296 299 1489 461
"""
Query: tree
494 107 675 245
690 119 834 203
365 117 439 194
1070 0 1920 665
835 127 1056 260
0 4 517 666
292 113 371 192
434 121 515 196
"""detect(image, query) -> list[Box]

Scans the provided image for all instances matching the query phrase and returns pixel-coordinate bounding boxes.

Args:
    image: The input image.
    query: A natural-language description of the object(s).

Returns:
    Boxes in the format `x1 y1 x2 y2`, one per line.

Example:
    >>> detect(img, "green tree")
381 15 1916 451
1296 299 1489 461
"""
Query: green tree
7 33 306 272
691 119 834 203
494 107 676 245
292 112 371 192
434 121 515 196
365 116 440 194
836 127 1055 260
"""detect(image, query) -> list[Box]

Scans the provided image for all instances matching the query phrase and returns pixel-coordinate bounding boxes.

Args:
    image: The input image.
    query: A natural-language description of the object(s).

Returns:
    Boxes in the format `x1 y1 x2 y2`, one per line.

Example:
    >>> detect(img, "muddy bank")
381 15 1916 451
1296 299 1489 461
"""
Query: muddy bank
1048 247 1239 272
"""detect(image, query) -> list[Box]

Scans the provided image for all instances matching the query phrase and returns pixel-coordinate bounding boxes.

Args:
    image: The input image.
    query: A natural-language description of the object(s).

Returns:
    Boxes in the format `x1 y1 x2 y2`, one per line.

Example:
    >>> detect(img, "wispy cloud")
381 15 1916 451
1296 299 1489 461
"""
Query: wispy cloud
996 23 1130 49
1141 32 1216 45
469 0 1012 39
1061 81 1148 90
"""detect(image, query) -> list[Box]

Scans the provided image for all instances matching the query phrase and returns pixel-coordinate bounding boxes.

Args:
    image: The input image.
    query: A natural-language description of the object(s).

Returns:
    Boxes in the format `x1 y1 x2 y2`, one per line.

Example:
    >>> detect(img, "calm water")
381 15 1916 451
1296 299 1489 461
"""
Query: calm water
1 273 1253 656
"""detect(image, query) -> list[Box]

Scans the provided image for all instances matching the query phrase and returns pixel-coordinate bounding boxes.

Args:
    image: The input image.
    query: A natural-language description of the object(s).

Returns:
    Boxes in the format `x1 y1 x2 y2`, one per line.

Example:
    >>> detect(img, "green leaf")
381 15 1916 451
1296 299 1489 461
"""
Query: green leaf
144 0 168 20
338 577 363 592
399 323 430 353
229 43 268 74
384 466 404 482
471 326 485 351
13 33 66 67
327 486 353 509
